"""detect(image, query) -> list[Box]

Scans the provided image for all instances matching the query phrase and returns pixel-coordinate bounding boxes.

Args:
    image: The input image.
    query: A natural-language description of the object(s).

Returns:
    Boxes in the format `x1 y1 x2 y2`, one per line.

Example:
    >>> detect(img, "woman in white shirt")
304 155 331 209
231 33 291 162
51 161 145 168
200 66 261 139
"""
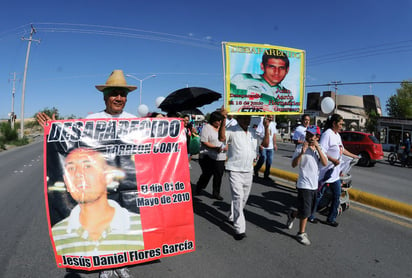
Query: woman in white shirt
317 114 358 227
195 111 227 200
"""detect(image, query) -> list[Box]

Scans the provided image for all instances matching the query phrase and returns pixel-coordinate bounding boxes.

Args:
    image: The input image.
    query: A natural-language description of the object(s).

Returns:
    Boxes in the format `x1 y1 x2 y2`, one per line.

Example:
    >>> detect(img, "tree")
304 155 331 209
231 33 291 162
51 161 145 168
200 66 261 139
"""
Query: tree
364 110 379 134
66 114 78 120
386 81 412 118
32 107 60 125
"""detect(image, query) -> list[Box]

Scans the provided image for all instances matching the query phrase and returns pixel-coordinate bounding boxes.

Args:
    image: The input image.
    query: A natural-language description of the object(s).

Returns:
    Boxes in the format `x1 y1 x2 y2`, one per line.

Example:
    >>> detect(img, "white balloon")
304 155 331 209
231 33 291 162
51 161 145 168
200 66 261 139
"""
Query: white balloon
155 96 165 108
137 104 149 117
321 97 335 114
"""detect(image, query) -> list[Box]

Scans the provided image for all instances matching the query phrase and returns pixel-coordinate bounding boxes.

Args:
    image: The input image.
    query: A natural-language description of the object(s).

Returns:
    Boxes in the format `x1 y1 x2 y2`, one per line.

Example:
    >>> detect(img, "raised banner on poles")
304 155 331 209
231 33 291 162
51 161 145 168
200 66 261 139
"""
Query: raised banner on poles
223 42 305 115
42 118 195 271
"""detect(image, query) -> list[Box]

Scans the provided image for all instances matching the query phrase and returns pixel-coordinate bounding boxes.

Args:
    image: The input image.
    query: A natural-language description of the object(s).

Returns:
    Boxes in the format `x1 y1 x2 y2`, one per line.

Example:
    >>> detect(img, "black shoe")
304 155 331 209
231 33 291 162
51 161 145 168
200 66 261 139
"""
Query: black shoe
212 194 223 201
263 176 273 181
325 221 339 227
233 233 246 241
308 218 318 224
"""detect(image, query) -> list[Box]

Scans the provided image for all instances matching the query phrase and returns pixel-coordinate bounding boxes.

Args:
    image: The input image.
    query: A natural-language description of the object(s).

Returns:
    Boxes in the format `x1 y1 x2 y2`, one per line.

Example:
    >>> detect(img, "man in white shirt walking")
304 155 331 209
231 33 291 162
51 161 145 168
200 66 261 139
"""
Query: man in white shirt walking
218 109 270 240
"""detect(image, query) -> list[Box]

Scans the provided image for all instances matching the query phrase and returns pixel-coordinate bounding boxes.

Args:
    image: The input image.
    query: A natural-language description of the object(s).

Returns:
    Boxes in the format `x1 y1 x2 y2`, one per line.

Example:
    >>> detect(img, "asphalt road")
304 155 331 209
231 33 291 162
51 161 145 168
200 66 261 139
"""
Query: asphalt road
1 141 411 278
274 142 412 204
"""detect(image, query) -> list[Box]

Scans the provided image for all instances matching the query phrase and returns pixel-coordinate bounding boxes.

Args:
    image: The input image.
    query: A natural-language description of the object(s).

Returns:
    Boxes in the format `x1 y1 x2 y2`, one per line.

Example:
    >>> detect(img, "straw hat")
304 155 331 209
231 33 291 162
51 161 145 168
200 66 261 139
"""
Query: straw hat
95 70 137 92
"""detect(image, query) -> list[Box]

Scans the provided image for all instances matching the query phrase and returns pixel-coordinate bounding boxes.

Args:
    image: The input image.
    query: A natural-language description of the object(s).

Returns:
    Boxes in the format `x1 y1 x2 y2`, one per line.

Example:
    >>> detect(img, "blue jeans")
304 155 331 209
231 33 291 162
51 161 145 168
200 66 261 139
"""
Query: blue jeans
310 184 326 220
254 148 274 178
326 180 341 222
310 179 341 222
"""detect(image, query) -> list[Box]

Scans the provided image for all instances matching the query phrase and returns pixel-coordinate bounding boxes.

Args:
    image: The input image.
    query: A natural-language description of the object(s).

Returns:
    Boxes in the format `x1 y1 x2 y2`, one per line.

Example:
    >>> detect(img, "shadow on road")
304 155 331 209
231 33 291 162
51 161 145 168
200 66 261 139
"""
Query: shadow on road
191 178 298 240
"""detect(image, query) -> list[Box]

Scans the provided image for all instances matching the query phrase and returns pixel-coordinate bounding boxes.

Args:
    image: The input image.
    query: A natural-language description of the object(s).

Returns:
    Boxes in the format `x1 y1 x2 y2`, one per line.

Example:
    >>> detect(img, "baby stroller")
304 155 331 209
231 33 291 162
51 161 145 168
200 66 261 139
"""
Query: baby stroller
317 155 358 216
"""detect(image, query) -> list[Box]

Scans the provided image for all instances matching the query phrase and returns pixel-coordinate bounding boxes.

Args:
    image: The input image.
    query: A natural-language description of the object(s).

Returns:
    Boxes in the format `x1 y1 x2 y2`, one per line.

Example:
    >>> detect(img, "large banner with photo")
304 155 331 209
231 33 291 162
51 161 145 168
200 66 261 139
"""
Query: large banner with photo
43 118 195 271
223 42 305 115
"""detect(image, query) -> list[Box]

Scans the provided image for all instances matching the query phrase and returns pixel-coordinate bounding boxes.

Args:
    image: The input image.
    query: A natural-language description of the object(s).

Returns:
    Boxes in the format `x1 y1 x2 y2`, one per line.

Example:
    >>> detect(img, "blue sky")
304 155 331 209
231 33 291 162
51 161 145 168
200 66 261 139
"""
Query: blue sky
1 0 412 119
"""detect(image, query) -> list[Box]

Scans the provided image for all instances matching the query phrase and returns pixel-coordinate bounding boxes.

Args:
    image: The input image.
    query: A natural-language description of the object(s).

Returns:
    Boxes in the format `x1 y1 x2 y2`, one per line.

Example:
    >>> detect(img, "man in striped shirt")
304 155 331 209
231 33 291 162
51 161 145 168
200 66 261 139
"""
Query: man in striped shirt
229 49 292 113
52 148 144 256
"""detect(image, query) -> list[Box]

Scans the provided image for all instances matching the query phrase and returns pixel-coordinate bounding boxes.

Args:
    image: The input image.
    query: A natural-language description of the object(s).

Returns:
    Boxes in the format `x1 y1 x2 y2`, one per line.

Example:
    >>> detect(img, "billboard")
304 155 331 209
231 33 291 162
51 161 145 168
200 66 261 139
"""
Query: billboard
43 118 195 271
223 42 305 115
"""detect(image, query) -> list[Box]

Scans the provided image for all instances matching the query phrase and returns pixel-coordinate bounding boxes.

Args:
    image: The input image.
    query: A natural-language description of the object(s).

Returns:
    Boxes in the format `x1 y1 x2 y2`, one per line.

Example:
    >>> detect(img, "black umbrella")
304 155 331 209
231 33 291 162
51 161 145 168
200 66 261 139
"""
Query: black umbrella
159 87 221 113
180 108 204 116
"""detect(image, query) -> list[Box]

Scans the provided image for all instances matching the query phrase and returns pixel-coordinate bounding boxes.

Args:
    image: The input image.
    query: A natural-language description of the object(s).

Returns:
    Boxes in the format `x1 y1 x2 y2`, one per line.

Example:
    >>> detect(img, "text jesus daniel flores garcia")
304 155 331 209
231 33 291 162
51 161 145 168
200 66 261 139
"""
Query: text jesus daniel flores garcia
61 240 194 268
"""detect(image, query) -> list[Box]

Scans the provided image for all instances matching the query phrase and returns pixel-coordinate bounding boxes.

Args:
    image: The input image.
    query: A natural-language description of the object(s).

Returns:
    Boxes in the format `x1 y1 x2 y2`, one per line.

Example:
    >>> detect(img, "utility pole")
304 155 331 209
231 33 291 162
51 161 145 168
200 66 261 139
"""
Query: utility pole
20 25 40 139
8 72 19 129
330 80 341 113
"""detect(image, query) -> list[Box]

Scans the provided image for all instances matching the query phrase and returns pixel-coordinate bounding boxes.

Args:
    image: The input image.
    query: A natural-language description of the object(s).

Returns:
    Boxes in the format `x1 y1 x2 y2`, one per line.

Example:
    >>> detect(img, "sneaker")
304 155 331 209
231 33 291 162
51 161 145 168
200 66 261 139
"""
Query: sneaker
115 267 132 278
233 233 246 241
286 210 295 229
100 270 117 278
296 232 311 245
308 217 318 224
325 220 339 227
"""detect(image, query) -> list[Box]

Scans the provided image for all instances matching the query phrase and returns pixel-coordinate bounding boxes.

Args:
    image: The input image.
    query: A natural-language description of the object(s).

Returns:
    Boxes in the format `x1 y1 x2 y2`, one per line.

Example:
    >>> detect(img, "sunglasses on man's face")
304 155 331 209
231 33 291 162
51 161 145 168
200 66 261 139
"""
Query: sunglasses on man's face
106 89 128 98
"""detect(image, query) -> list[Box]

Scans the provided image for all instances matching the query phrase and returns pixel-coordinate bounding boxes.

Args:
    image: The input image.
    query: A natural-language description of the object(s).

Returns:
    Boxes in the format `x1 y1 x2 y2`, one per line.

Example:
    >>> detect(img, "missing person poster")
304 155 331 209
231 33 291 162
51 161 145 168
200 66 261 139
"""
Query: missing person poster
43 118 195 271
223 42 305 115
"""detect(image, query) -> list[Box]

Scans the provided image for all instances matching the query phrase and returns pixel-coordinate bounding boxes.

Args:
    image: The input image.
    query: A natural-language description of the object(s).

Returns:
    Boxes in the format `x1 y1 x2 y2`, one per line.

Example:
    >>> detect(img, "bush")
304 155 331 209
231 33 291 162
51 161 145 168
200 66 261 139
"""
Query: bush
0 122 18 141
25 120 38 128
0 122 29 148
13 137 29 146
0 138 5 150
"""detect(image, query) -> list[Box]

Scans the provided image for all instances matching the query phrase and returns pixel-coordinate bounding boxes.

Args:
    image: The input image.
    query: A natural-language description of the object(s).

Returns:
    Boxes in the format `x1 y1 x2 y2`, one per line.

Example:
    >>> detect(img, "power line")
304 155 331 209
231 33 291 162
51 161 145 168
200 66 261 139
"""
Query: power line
33 22 213 43
308 46 412 66
309 39 412 61
4 22 412 64
33 22 220 50
306 81 411 87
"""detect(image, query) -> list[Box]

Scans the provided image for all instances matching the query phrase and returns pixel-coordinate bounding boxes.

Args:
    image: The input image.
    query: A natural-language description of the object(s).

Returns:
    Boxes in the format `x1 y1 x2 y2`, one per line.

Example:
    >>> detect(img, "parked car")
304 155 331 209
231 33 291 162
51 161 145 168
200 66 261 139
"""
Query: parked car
339 131 384 167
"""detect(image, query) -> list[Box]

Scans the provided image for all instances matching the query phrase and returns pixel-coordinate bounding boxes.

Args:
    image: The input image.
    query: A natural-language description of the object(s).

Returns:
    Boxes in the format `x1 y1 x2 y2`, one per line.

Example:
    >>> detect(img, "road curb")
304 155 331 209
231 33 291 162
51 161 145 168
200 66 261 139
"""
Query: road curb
263 166 412 219
349 189 412 218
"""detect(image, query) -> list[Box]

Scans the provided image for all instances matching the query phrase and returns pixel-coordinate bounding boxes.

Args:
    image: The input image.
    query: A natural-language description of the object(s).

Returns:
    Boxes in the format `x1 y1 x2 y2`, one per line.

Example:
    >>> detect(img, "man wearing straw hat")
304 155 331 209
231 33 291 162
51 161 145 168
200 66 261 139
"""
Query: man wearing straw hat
37 70 138 278
87 69 137 118
37 69 137 123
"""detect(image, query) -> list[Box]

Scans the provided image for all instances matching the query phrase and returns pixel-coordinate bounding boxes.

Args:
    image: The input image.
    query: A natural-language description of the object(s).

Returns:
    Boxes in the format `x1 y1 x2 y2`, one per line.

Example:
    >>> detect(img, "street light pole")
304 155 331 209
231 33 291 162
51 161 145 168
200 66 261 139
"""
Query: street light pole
20 25 40 139
331 80 341 114
125 74 156 105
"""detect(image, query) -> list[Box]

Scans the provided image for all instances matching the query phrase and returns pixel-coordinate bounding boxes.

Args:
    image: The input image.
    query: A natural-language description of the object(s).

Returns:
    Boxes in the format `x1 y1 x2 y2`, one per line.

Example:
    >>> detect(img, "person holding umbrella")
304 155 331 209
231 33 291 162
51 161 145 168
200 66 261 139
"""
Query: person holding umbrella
218 109 270 240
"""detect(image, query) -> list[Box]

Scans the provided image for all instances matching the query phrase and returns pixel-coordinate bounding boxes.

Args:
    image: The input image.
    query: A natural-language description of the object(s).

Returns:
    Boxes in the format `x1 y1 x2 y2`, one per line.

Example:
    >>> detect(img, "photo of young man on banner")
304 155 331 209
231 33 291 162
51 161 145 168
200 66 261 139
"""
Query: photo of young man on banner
223 42 305 115
43 118 195 271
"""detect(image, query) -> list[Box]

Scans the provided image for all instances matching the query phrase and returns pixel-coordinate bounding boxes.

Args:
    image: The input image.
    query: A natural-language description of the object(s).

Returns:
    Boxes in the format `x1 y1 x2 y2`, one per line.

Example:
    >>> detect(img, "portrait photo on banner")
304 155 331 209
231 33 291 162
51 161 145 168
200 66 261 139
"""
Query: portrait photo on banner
223 42 305 115
43 118 195 271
